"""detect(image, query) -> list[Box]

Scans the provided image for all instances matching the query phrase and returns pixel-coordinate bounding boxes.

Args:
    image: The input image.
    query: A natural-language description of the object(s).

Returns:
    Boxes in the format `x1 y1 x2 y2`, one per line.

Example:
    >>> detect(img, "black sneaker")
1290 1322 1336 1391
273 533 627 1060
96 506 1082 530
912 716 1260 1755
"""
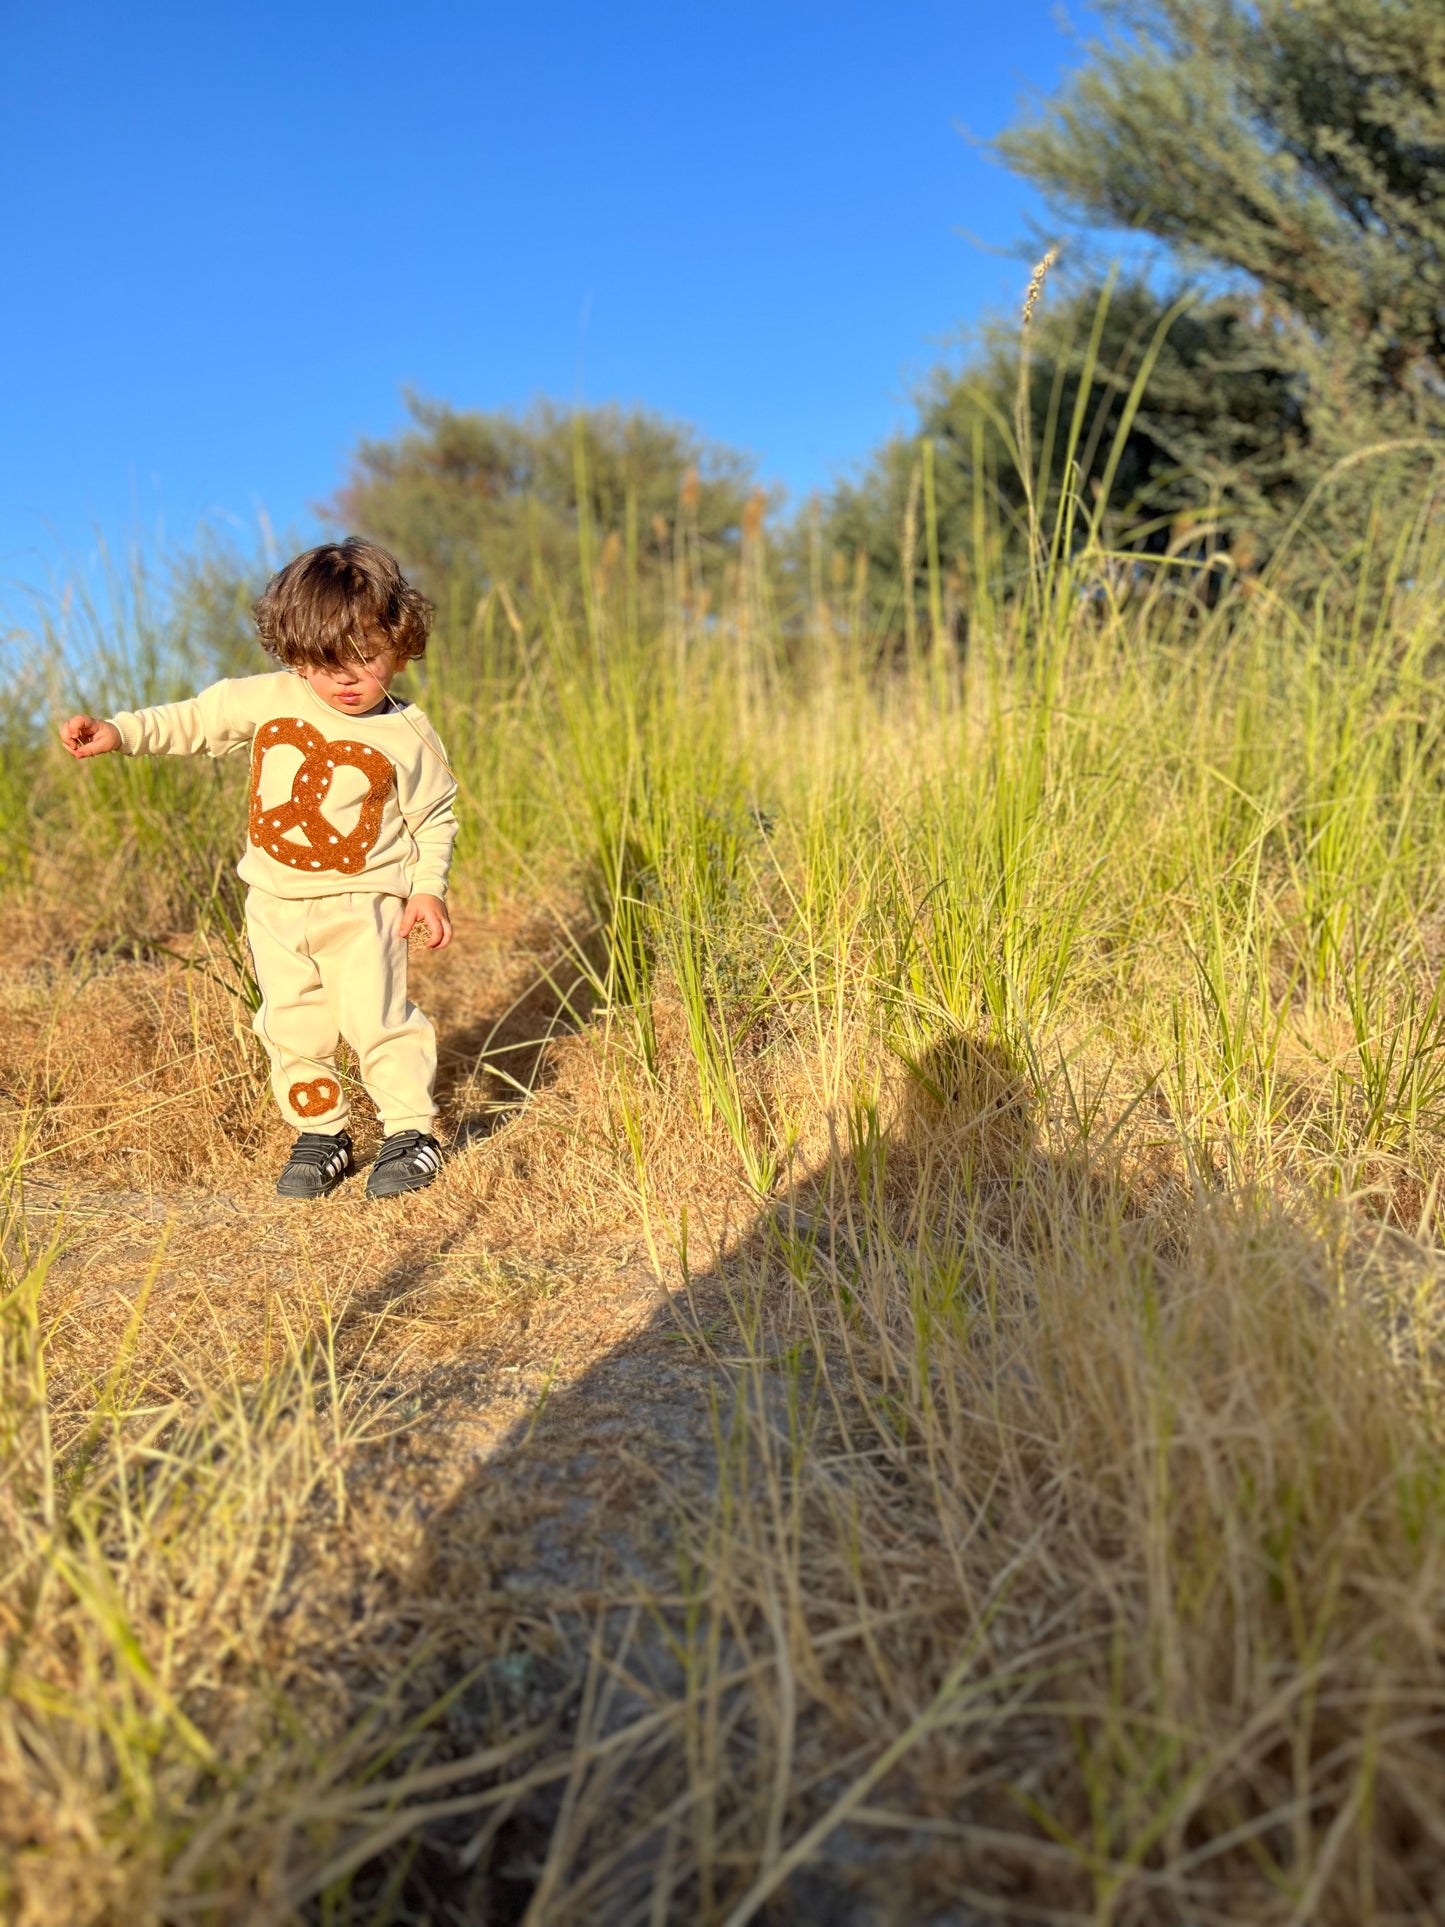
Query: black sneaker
365 1130 444 1201
276 1130 354 1200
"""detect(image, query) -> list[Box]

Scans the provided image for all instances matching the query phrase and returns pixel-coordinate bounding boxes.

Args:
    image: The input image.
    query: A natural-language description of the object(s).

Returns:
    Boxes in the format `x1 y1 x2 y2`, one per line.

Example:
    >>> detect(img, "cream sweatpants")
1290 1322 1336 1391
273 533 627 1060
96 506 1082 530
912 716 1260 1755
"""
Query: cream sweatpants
245 889 437 1136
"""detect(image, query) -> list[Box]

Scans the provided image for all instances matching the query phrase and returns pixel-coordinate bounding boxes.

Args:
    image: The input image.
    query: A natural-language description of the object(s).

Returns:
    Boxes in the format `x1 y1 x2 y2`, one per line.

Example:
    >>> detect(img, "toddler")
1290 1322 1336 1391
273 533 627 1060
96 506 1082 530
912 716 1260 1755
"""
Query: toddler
61 538 458 1202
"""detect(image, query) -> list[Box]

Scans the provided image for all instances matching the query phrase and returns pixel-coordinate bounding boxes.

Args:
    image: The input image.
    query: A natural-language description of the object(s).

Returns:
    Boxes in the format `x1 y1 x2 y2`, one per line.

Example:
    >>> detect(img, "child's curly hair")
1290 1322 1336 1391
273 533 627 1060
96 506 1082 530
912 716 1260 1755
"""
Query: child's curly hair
253 538 433 669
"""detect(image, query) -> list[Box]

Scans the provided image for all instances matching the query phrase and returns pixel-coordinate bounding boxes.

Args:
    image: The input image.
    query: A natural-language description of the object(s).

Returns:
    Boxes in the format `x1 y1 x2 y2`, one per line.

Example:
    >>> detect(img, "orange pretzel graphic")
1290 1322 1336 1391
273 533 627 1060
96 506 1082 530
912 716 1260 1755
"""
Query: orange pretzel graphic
289 1075 341 1117
248 717 394 875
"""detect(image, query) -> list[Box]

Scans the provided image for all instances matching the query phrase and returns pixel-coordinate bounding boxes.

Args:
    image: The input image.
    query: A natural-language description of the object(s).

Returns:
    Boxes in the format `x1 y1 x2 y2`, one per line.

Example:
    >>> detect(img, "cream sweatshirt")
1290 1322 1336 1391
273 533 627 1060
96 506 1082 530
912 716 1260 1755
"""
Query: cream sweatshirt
110 671 458 901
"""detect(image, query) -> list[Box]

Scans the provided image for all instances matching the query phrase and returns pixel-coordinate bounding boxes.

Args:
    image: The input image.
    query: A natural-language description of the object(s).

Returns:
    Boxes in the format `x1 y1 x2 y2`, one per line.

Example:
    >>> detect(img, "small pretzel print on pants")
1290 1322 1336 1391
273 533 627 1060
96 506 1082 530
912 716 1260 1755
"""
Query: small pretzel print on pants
249 717 394 875
289 1075 341 1118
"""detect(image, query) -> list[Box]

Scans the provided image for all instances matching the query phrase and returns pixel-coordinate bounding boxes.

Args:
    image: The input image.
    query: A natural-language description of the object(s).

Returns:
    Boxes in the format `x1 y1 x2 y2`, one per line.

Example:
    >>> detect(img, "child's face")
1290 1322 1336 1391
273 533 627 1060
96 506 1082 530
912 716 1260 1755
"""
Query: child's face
298 642 400 716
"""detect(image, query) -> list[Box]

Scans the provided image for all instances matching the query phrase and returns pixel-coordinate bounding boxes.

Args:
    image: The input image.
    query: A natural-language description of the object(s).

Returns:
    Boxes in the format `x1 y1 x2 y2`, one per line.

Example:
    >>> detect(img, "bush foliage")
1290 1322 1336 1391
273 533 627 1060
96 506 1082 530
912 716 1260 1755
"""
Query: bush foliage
334 394 769 626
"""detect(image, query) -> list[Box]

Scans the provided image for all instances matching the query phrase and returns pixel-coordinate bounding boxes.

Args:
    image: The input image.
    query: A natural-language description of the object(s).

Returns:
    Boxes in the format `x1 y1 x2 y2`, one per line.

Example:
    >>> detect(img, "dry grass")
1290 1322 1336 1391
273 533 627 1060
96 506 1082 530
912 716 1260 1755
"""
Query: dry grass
6 487 1445 1923
0 904 678 1926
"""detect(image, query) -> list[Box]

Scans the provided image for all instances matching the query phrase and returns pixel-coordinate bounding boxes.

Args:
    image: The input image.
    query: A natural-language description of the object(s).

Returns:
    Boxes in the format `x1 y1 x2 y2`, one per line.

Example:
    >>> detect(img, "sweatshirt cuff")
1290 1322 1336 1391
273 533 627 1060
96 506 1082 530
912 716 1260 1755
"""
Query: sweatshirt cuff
409 876 450 901
108 712 143 755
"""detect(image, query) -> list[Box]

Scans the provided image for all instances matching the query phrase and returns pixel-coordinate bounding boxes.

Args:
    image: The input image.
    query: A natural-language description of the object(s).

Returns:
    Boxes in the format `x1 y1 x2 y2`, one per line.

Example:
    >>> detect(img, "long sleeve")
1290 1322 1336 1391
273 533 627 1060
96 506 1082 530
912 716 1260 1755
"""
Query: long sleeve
406 791 459 898
391 708 459 899
107 671 459 903
109 678 258 758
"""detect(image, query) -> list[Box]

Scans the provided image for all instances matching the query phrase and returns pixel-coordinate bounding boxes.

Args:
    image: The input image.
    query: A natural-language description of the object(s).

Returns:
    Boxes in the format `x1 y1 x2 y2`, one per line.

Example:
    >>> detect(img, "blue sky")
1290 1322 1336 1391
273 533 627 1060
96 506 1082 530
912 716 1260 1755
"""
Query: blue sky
2 1 1094 597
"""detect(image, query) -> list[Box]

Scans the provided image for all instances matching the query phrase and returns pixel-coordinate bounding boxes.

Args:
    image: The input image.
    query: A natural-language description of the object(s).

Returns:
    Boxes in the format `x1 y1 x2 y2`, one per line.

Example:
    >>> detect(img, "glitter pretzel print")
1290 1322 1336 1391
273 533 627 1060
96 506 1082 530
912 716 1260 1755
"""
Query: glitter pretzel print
248 717 394 875
289 1075 341 1117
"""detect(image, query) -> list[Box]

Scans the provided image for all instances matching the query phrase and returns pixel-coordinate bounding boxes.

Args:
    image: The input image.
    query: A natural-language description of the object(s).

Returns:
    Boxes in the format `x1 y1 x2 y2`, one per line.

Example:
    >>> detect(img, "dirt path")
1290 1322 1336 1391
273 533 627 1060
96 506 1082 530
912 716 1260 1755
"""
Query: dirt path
19 1166 723 1603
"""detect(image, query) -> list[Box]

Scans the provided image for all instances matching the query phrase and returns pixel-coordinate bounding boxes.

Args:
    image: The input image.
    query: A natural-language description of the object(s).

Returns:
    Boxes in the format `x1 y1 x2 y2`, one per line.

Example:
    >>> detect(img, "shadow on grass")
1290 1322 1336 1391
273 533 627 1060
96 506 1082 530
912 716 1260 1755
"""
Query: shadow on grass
324 1026 1147 1925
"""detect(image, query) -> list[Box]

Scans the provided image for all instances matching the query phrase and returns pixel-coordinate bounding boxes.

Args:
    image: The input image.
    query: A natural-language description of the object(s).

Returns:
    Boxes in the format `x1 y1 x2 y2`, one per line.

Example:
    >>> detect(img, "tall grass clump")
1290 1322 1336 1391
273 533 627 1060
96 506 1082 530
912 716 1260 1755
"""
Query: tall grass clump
5 322 1445 1917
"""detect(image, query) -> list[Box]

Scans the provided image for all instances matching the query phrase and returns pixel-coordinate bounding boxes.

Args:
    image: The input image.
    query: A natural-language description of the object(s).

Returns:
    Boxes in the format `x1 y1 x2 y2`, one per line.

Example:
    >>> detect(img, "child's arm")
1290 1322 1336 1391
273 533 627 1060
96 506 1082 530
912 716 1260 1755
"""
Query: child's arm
61 682 256 761
397 792 459 951
405 791 459 903
395 719 459 949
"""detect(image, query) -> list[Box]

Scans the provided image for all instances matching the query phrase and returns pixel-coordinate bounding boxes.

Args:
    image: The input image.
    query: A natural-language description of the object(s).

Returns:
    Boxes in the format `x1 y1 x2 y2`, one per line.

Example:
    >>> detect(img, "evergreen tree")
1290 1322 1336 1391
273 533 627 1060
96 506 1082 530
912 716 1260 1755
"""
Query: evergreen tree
823 278 1304 641
997 0 1445 444
826 0 1445 644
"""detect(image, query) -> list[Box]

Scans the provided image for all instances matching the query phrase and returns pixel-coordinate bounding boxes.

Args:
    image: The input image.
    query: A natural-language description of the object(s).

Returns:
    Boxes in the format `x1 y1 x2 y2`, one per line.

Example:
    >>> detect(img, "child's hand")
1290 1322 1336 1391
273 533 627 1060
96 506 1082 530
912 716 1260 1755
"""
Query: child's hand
399 893 453 951
60 716 122 759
